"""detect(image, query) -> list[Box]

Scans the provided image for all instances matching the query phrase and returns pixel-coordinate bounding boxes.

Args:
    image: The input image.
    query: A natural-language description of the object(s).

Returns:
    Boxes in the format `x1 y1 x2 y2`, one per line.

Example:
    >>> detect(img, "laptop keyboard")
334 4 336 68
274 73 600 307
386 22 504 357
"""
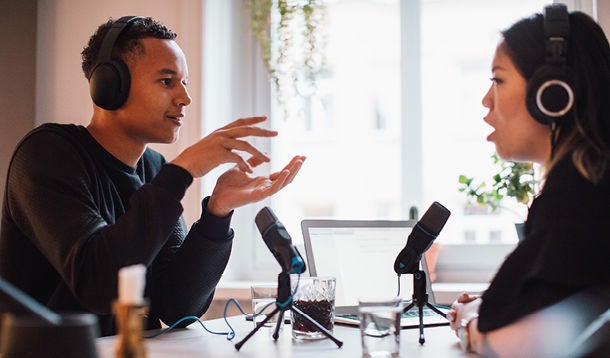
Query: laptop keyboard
338 306 439 321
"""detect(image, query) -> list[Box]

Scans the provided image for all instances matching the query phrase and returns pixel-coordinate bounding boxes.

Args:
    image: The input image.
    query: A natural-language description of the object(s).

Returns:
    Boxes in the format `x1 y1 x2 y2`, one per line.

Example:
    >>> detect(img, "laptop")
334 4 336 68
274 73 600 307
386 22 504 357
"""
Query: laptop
301 219 449 328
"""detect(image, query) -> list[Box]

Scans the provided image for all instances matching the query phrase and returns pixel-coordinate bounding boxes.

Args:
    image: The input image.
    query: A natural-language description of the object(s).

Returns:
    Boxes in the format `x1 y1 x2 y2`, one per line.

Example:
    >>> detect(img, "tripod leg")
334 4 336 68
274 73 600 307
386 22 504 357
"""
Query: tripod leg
402 302 415 314
291 306 343 348
417 303 425 345
235 307 281 351
426 302 447 319
272 310 285 340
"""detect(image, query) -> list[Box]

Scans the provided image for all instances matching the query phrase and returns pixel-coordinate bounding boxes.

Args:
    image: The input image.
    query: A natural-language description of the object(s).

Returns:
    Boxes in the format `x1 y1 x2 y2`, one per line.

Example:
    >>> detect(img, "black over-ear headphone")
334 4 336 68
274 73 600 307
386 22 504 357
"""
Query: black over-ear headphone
526 4 574 125
89 16 143 110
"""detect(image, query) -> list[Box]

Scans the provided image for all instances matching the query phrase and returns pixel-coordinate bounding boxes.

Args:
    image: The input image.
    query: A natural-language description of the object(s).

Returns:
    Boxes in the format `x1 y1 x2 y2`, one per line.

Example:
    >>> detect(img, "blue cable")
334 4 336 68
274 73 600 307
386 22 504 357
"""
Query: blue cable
145 277 301 341
223 297 276 338
144 315 234 340
144 299 262 341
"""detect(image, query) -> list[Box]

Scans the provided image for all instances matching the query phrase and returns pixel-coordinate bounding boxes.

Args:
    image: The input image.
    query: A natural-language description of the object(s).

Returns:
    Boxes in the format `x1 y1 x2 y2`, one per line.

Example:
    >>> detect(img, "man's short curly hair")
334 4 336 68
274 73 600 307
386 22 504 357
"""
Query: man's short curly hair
81 16 177 79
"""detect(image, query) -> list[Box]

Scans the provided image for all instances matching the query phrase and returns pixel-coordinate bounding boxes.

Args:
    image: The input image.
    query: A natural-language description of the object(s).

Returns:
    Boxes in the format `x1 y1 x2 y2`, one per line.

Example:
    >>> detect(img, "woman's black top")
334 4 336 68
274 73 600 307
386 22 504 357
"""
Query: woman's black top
479 154 610 332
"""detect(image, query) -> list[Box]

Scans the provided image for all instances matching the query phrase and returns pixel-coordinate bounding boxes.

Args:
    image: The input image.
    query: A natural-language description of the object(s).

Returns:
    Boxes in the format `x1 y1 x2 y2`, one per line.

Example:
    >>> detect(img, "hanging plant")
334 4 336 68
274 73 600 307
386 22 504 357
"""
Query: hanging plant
246 0 328 121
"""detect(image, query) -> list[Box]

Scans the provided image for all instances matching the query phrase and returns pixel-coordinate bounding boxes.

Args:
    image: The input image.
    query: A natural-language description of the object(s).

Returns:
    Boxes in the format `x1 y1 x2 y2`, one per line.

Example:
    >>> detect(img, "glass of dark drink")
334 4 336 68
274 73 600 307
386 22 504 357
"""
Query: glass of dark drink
290 275 336 340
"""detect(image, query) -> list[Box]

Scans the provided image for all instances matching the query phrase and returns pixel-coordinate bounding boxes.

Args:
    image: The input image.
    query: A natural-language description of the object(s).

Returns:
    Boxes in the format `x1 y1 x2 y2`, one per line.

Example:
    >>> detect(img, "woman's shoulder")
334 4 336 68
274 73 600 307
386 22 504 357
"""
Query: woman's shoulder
544 153 610 195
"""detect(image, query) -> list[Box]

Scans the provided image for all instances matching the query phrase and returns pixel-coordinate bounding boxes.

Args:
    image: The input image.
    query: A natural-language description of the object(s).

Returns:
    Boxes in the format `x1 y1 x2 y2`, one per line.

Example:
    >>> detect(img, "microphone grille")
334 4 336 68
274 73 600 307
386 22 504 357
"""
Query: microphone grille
419 201 451 236
255 207 277 233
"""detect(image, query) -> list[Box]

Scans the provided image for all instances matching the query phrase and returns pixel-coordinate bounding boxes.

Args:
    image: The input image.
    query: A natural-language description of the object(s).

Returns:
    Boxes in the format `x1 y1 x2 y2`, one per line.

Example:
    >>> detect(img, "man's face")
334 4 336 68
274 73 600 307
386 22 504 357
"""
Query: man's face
113 38 191 145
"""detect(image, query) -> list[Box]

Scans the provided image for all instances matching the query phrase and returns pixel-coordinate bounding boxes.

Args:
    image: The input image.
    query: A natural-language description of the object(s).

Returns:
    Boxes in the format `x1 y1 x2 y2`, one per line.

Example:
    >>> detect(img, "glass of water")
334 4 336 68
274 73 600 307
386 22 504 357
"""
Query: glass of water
250 283 278 327
358 297 404 358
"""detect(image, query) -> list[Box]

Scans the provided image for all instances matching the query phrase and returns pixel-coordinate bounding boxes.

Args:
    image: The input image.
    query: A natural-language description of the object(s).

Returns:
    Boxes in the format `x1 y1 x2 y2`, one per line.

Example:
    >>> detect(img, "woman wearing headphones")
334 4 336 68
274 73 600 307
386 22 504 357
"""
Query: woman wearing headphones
447 4 610 357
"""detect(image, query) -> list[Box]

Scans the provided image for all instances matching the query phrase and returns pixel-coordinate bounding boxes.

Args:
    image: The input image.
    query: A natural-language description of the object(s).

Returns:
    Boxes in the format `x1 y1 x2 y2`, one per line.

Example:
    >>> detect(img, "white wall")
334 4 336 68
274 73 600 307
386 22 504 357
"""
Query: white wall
598 0 610 34
35 0 205 224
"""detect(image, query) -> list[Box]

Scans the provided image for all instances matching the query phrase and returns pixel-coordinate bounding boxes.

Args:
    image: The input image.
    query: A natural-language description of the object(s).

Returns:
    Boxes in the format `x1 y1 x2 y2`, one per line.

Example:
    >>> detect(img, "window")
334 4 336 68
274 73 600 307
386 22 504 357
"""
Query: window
268 0 547 245
270 0 404 238
203 0 595 282
254 0 549 282
419 0 549 246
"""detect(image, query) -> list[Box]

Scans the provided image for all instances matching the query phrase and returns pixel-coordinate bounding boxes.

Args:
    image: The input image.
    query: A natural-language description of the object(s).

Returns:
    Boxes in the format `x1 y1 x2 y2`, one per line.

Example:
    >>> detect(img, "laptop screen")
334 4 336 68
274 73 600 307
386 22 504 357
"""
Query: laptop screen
302 220 431 310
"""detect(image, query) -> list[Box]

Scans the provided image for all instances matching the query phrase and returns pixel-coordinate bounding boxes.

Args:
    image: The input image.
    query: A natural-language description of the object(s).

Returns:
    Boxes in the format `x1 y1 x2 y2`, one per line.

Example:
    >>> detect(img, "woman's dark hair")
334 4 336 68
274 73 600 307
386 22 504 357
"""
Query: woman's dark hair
501 11 610 183
81 17 177 79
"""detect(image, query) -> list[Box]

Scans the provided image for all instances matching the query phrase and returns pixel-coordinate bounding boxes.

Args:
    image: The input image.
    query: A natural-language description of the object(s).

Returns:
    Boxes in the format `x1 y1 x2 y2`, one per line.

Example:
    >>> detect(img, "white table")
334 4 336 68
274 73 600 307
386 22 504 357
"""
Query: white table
96 315 474 357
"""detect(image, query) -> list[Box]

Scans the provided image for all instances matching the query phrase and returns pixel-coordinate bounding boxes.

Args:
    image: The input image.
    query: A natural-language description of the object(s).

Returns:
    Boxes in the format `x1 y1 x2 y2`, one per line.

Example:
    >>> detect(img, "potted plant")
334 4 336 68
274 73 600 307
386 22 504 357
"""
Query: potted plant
458 154 537 240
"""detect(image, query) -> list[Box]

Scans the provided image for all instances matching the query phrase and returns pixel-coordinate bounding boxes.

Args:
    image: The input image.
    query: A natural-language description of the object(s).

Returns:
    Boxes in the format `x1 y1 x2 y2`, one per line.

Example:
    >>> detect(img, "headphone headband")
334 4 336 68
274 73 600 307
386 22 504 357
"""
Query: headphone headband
544 4 570 38
95 16 143 67
543 4 570 66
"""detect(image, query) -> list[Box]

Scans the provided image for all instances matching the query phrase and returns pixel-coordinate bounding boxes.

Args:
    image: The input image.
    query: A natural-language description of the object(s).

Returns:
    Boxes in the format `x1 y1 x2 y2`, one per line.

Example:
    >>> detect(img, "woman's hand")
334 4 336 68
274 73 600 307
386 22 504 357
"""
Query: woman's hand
447 293 481 334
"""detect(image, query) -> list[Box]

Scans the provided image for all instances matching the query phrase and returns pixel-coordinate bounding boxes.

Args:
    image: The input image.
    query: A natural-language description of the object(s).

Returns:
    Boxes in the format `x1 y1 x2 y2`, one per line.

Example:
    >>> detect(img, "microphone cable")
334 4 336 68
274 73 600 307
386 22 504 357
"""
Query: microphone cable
145 274 302 341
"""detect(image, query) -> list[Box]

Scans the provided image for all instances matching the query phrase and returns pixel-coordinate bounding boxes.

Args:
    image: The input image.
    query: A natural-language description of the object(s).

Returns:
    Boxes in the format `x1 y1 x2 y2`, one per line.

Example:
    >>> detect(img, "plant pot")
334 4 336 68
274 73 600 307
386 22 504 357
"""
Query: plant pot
515 222 525 242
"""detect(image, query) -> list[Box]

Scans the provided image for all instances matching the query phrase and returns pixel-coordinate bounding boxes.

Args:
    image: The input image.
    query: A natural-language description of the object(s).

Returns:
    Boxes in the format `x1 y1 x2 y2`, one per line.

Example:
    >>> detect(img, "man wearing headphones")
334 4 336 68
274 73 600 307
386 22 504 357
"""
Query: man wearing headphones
0 16 304 336
446 4 610 357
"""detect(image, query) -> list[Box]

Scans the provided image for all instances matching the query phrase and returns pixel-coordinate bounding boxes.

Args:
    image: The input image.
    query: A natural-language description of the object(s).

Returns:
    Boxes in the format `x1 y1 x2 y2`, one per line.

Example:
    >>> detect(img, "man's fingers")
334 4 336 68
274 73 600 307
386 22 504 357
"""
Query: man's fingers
264 170 291 195
218 116 268 130
268 156 305 184
219 125 278 139
282 156 305 185
217 150 253 173
247 155 268 168
221 139 270 164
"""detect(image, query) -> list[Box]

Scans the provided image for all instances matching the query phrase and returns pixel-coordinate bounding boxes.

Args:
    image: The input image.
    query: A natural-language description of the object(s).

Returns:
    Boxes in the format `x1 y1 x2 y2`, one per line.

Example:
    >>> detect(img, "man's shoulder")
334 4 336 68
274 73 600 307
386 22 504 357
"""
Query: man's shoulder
21 123 85 145
9 123 89 163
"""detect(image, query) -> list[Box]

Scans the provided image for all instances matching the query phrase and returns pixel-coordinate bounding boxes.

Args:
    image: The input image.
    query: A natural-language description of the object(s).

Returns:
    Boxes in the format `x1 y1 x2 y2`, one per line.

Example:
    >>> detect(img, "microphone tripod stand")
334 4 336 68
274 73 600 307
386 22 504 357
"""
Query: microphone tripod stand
234 272 343 351
402 269 447 345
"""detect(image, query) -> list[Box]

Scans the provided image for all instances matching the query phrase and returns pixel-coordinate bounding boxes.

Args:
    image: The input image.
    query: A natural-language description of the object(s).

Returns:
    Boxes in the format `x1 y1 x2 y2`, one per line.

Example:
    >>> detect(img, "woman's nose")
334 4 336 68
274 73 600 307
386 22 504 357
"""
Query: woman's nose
482 85 493 109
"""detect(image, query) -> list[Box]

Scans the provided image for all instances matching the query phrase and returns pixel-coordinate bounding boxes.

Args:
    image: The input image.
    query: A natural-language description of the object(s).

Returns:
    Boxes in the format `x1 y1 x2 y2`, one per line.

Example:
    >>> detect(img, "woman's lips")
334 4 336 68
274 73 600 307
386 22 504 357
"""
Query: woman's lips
486 131 495 142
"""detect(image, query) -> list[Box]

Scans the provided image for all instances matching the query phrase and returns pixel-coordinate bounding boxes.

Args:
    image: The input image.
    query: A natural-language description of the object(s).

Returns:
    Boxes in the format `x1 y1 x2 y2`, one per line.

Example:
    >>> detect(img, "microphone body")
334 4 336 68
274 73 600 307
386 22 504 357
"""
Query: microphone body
0 277 61 325
255 207 306 274
394 201 451 274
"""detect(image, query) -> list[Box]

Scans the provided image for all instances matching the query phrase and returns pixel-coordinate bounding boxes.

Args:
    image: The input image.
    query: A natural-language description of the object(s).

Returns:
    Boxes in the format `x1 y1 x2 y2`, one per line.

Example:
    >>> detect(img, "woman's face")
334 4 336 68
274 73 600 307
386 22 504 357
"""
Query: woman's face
482 44 551 164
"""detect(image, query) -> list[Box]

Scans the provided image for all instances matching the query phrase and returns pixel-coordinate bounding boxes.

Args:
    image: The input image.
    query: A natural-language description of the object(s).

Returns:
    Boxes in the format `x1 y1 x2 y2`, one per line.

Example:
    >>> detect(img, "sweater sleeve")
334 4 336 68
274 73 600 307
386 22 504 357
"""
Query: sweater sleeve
149 197 234 326
151 163 193 199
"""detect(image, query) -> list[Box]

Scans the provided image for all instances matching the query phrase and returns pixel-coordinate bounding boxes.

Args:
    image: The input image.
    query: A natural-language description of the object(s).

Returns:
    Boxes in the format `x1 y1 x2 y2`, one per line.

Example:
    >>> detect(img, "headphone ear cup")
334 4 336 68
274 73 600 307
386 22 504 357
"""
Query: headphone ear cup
88 58 131 110
526 65 574 125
